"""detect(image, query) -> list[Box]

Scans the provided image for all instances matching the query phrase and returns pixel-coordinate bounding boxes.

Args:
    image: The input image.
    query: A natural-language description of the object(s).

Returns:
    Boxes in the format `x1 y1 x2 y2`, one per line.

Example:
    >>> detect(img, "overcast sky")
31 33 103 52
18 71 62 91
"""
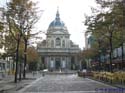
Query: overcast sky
0 0 97 49
34 0 97 49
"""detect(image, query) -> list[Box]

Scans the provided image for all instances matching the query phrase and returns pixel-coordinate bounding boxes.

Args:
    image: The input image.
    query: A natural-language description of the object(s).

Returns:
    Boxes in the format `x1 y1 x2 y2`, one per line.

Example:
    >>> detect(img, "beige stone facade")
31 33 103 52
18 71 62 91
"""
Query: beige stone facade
37 10 80 71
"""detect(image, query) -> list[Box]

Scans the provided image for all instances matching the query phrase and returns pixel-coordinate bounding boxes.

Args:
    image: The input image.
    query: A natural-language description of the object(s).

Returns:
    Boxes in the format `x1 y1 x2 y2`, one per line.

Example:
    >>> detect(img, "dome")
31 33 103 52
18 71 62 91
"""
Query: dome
48 10 65 28
49 20 65 27
47 9 69 34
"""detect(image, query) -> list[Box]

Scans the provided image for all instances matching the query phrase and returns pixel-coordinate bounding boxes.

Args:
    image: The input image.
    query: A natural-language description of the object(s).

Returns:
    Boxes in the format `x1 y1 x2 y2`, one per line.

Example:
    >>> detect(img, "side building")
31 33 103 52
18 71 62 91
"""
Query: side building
37 10 81 71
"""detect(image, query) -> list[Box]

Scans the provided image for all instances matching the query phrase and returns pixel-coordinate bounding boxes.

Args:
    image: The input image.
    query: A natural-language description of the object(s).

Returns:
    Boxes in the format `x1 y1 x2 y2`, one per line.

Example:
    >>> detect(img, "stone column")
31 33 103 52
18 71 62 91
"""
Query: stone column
61 57 66 70
66 56 70 70
68 56 71 69
48 56 51 70
66 56 68 69
45 56 49 69
75 56 78 70
60 57 62 69
53 57 55 70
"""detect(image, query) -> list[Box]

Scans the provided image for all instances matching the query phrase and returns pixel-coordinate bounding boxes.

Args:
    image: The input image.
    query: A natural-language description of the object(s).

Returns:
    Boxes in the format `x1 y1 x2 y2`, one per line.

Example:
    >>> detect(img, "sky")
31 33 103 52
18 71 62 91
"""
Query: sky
0 0 97 49
33 0 97 49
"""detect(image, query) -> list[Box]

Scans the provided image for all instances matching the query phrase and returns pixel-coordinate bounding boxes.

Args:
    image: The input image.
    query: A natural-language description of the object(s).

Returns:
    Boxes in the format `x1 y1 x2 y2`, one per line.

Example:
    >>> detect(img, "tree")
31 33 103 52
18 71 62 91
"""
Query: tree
6 0 40 82
84 0 124 72
0 8 5 58
82 48 99 70
0 22 4 50
27 46 39 71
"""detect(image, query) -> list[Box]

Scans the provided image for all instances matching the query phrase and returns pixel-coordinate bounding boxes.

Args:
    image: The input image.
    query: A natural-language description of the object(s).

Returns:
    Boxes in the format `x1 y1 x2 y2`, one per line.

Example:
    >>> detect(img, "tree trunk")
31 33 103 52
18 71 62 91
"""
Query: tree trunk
12 56 15 71
19 61 22 81
14 35 20 83
23 39 27 79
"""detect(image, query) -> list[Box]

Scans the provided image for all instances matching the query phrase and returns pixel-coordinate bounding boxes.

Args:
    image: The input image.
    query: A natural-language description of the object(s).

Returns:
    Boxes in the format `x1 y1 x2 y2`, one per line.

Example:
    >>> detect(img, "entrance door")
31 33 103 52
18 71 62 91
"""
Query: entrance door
55 58 61 70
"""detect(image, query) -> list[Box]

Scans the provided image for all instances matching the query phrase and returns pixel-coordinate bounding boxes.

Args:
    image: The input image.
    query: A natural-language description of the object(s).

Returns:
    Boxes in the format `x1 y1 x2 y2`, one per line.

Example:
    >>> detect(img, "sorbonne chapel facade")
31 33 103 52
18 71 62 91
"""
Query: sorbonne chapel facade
37 10 81 71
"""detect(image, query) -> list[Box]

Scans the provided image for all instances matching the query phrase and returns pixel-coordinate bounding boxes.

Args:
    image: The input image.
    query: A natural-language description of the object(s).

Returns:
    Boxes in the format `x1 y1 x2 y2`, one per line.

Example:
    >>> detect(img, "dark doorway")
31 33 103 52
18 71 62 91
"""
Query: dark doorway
55 58 61 70
41 57 46 69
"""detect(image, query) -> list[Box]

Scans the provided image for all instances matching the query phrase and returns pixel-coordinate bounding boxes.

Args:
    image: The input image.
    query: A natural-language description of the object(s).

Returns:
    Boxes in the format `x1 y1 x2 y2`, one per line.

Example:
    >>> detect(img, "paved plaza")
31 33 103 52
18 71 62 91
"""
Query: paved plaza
18 74 124 93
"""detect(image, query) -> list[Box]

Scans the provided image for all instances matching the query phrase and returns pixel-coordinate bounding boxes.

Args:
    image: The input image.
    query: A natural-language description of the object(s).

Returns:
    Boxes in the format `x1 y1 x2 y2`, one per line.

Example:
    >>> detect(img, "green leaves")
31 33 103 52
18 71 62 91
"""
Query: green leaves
84 0 124 59
0 0 40 58
85 0 124 48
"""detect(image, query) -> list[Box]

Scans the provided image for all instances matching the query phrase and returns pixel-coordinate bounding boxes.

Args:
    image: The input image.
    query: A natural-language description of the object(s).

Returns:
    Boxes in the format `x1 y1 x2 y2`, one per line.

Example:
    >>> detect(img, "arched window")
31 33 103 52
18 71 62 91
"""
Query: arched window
51 40 54 47
62 40 65 47
56 38 61 46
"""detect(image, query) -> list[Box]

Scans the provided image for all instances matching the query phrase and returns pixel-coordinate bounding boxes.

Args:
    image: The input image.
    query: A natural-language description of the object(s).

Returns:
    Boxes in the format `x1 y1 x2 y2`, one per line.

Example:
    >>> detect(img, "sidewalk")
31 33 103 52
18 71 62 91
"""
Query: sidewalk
0 72 42 93
87 76 125 89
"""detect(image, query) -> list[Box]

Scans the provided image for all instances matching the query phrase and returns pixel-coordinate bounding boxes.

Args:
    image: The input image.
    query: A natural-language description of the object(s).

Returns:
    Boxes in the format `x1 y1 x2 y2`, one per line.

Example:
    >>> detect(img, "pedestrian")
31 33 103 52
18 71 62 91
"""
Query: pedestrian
32 71 35 77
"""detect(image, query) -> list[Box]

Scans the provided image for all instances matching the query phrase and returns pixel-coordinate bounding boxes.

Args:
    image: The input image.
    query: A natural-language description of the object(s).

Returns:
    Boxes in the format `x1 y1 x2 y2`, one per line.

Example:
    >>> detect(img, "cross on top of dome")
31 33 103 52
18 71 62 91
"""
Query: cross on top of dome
56 7 60 21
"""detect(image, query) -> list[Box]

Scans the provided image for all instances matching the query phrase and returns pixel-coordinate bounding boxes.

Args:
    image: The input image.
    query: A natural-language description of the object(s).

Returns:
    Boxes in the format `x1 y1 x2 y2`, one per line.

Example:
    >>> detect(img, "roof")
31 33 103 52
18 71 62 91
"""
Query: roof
48 10 67 31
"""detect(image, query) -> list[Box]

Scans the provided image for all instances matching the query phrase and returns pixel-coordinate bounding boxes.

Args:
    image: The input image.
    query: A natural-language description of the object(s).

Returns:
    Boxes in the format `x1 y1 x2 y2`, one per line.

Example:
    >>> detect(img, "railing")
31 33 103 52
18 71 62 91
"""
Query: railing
92 71 125 84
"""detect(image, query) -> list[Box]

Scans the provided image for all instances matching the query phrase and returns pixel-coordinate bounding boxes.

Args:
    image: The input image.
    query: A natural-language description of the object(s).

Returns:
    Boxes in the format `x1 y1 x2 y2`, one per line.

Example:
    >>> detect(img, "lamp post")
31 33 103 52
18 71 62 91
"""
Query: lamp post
109 18 115 73
98 49 101 71
106 18 115 73
107 44 113 73
97 38 103 72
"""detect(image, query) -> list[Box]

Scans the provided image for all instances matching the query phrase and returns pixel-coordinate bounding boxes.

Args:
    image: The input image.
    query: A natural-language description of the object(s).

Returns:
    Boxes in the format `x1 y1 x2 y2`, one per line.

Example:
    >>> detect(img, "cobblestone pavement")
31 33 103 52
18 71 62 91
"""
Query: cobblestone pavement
18 74 124 93
0 72 42 93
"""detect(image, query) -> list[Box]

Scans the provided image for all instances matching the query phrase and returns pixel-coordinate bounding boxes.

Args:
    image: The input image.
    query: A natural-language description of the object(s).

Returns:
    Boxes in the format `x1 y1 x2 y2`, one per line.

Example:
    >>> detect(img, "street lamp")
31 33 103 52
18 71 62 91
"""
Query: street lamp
97 38 103 72
107 48 113 72
98 49 102 71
